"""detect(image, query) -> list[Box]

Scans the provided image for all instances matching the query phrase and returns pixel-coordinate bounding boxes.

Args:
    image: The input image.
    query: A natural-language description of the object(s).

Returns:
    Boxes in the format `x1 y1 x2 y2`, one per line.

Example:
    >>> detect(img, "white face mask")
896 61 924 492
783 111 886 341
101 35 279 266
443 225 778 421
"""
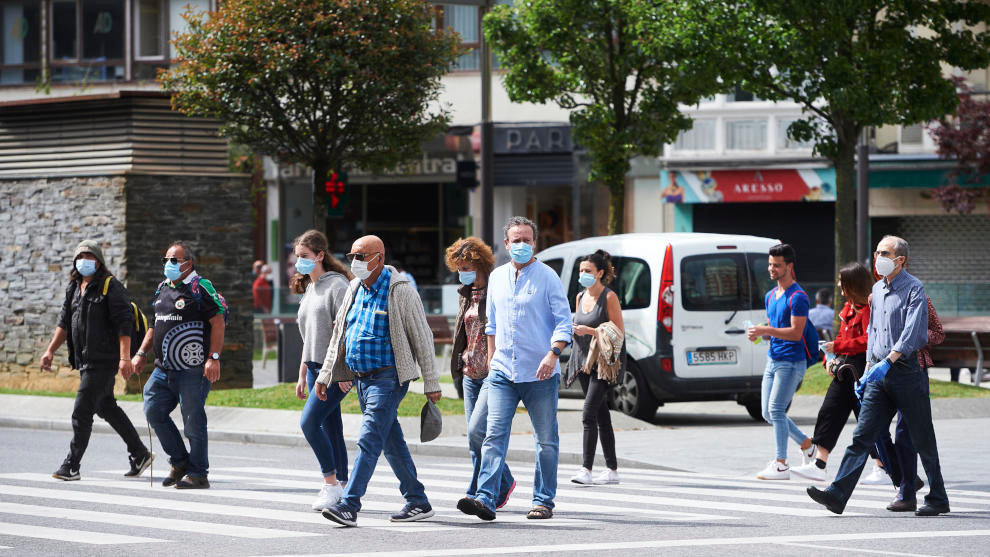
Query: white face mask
351 253 379 280
875 256 897 277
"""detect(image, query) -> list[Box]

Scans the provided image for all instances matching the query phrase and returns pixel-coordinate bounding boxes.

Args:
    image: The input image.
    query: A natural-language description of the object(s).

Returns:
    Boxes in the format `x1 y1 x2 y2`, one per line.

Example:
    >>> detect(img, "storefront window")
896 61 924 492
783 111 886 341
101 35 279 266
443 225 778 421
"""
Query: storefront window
726 119 767 151
135 0 164 58
0 0 41 84
674 119 715 151
51 0 77 59
82 0 124 59
777 118 813 150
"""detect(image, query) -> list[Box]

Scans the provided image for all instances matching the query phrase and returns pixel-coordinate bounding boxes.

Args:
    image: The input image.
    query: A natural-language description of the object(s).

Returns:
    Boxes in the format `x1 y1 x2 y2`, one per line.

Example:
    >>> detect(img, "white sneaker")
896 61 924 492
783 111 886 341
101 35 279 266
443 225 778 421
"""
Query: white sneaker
593 469 620 485
790 461 826 482
860 464 891 486
756 460 790 480
311 483 343 511
801 443 817 466
570 468 593 485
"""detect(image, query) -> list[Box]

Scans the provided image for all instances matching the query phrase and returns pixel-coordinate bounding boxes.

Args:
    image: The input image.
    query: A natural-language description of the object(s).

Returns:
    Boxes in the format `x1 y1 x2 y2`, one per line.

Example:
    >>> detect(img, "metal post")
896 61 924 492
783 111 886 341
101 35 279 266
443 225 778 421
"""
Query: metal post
571 151 581 241
856 130 870 265
479 1 494 248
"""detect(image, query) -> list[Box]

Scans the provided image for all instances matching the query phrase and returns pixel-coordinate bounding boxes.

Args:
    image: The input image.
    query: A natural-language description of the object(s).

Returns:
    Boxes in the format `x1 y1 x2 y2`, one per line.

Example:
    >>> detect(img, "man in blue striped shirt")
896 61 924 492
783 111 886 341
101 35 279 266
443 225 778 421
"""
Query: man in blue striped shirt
808 236 948 517
457 216 572 522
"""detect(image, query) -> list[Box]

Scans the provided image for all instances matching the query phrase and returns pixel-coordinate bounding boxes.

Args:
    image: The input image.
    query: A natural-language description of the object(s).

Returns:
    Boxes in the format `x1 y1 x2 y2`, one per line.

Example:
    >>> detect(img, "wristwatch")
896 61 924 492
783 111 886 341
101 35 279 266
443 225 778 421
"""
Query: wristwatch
136 350 147 358
210 352 221 361
550 346 562 357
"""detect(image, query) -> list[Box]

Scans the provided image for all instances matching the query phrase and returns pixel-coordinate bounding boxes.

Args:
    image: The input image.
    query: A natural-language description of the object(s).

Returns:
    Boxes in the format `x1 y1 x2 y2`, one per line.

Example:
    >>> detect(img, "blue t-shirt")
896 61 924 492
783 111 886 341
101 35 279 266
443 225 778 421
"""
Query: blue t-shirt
764 283 810 362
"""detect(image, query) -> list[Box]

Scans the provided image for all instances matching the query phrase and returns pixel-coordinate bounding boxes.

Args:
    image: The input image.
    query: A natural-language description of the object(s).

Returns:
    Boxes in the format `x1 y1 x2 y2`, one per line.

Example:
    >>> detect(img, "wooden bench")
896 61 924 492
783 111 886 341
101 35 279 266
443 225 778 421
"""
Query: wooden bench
931 316 990 385
260 317 282 369
426 315 453 345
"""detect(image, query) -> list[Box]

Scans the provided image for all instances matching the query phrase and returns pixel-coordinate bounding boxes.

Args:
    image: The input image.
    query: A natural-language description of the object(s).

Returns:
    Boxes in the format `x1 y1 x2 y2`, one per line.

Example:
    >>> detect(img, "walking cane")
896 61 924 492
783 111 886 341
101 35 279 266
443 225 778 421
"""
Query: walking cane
137 367 153 487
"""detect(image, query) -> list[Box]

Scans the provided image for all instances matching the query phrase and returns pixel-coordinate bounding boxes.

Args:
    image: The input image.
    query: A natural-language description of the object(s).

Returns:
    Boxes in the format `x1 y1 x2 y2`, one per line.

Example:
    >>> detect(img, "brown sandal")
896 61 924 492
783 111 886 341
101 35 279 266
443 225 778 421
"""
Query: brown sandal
526 505 553 519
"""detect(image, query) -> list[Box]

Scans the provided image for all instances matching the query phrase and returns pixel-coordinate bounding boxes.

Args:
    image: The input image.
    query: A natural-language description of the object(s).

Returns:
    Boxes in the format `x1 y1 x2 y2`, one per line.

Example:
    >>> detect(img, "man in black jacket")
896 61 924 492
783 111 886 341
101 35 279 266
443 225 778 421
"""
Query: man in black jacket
40 240 153 481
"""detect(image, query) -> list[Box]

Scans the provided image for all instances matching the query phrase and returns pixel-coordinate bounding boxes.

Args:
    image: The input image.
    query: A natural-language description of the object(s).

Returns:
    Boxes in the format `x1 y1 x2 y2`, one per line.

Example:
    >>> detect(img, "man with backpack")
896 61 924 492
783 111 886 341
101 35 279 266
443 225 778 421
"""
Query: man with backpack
40 240 153 481
747 243 817 480
132 241 226 489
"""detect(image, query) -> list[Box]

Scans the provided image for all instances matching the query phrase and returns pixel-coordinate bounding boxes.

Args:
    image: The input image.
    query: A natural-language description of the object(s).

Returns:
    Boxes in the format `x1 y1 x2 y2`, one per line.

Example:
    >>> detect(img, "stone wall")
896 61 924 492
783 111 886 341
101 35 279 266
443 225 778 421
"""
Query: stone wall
0 174 254 393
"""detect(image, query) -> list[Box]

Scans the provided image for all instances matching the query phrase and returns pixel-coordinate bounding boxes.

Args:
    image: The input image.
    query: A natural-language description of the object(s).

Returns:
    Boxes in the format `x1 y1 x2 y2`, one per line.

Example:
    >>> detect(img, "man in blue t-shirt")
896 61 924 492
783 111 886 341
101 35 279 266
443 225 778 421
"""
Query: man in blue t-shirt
747 243 816 481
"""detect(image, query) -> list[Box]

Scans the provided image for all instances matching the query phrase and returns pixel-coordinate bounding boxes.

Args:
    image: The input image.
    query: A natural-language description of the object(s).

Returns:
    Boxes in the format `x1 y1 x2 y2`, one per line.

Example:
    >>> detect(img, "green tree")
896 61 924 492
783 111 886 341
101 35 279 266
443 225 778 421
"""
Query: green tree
483 0 724 234
710 1 990 287
160 0 460 233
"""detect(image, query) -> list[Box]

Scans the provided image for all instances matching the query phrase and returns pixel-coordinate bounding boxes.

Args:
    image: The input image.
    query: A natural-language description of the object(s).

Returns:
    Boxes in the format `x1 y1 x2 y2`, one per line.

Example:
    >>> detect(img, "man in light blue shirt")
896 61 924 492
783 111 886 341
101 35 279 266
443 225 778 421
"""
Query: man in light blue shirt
808 288 835 338
456 216 572 521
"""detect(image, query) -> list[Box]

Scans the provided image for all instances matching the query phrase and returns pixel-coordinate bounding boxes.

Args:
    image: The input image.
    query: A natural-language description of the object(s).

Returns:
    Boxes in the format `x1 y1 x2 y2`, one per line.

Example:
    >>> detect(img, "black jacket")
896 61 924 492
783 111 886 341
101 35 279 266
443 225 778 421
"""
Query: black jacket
58 273 134 371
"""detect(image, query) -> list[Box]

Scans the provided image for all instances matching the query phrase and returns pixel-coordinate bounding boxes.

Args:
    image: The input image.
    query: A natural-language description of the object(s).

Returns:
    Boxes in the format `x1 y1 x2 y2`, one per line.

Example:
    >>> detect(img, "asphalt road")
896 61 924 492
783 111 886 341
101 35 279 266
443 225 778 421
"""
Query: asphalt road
1 426 988 556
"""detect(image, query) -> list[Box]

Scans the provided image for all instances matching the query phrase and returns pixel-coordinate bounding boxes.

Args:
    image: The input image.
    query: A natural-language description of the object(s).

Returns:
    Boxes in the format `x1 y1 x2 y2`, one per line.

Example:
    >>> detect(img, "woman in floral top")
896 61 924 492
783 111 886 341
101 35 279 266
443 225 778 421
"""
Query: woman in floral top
445 237 515 509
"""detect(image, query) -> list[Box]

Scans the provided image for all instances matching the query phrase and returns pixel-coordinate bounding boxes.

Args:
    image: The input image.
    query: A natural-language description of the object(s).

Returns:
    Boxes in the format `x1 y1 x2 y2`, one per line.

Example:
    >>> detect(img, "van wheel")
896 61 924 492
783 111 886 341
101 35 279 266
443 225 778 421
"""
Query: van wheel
744 398 792 421
612 361 659 420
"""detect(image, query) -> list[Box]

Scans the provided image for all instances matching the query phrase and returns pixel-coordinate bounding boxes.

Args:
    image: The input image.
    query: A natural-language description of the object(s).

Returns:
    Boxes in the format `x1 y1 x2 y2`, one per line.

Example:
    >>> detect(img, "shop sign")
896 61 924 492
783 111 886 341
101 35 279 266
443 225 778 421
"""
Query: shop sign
262 155 459 184
660 169 836 203
494 125 572 154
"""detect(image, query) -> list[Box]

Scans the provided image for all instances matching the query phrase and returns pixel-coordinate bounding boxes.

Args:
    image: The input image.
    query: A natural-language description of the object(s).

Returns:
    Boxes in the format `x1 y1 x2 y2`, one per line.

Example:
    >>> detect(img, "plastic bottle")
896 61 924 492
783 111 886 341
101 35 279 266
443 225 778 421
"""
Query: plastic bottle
745 320 761 345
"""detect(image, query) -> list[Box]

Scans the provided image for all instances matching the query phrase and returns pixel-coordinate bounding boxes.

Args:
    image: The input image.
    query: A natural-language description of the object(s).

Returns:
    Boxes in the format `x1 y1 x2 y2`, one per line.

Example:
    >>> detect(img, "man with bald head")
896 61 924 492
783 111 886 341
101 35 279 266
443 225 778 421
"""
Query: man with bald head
315 235 442 527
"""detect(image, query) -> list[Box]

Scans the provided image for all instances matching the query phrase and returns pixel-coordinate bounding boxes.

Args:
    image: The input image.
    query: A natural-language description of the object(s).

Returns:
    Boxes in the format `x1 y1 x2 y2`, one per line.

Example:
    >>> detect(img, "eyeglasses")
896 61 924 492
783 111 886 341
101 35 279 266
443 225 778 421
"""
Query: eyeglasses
161 257 188 265
345 252 379 263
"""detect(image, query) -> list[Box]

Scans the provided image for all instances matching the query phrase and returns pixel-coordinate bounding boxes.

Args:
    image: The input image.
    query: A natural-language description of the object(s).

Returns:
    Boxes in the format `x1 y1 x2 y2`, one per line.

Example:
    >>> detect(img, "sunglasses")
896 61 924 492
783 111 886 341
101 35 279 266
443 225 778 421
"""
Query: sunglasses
161 257 188 265
345 252 379 263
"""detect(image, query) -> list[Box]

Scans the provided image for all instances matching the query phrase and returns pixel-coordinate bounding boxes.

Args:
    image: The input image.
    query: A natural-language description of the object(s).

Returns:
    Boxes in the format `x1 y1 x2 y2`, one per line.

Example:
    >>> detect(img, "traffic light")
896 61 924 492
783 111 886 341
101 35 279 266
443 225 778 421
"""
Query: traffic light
325 170 349 216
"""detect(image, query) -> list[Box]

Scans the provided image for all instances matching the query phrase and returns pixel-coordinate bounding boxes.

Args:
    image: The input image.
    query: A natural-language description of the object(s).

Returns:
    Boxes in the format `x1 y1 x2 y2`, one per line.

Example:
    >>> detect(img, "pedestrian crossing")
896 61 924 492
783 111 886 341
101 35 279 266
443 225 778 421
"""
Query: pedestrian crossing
0 459 988 553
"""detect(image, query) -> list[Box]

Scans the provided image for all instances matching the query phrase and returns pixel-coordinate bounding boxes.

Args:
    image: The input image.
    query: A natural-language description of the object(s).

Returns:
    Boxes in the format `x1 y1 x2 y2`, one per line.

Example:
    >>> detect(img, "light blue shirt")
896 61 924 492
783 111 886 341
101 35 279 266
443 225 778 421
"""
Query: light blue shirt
486 259 572 383
808 304 835 334
867 270 929 363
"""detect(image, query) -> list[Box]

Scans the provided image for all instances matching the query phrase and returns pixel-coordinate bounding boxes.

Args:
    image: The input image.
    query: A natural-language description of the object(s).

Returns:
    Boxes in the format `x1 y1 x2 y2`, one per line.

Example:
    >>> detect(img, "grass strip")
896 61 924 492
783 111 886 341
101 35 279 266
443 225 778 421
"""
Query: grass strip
796 364 990 398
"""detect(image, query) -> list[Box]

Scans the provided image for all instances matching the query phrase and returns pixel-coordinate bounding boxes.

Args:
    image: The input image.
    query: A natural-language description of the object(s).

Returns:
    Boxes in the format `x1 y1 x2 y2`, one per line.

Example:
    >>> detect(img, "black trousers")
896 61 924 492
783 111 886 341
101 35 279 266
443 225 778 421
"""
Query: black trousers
67 368 147 467
578 373 617 471
810 355 884 461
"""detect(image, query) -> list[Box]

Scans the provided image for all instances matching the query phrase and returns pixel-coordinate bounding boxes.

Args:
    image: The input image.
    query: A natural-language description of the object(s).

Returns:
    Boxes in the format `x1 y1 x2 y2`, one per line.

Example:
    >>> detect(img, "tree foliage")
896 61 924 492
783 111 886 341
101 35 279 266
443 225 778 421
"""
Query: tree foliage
483 0 725 234
928 77 990 214
160 0 460 232
709 0 990 284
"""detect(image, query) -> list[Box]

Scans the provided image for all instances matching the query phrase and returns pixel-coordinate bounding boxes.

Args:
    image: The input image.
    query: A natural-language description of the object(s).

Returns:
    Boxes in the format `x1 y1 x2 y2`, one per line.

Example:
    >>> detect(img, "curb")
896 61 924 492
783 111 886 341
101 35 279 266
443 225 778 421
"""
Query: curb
0 416 681 472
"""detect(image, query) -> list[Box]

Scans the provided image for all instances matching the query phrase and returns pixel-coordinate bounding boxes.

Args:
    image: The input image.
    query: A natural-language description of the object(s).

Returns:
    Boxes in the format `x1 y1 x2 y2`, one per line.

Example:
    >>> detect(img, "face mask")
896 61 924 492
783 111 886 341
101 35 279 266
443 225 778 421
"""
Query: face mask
164 261 183 281
875 256 897 277
509 242 533 264
295 257 315 275
578 272 596 288
458 271 476 286
351 253 378 281
75 258 97 277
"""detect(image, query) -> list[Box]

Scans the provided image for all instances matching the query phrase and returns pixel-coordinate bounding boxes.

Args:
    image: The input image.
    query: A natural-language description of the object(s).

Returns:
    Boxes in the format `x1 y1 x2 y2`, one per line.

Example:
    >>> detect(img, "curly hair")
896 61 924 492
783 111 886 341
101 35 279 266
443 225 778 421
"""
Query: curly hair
445 237 495 280
290 229 353 294
579 249 616 286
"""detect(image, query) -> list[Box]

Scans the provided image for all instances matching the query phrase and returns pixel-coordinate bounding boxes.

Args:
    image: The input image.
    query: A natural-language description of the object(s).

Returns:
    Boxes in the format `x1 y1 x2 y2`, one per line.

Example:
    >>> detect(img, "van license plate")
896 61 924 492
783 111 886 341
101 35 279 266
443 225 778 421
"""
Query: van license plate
687 349 737 365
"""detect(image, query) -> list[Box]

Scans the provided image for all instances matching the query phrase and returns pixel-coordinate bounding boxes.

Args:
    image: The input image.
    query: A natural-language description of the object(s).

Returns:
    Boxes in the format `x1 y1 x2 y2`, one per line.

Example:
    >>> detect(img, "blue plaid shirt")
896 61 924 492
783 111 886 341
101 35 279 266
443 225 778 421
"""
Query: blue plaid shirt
344 267 396 372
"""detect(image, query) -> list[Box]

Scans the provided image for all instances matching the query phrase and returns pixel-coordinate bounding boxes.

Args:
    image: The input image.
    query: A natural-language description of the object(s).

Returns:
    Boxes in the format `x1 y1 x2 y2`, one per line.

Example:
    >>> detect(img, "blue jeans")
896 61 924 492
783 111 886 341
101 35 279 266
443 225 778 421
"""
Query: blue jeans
463 375 514 500
475 370 559 512
826 356 948 511
339 367 427 511
143 367 211 477
761 359 809 460
300 362 349 480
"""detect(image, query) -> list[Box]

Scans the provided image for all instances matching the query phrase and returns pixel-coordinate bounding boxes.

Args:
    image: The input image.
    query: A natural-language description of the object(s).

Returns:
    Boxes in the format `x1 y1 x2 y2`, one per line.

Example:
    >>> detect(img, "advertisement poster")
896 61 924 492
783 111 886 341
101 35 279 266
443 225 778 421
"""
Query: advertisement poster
660 169 836 203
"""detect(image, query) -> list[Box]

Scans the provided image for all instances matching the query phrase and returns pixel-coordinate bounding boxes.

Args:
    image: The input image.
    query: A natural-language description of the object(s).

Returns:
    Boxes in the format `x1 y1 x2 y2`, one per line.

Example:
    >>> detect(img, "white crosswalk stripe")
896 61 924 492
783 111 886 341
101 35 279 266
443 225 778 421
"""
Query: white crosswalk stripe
0 521 164 545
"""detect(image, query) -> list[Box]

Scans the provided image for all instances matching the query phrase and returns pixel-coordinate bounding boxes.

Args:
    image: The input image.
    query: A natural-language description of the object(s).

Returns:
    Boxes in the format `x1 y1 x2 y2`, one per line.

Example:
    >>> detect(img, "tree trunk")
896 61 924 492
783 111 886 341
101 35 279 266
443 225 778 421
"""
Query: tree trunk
831 124 859 315
311 160 329 236
606 173 625 235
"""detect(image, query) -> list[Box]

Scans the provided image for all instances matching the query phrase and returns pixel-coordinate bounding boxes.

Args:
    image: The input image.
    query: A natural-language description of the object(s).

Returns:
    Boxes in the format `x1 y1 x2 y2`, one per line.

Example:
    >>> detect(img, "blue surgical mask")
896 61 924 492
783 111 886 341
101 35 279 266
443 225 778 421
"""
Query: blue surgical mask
458 271 477 286
578 272 596 288
75 258 97 277
164 261 183 281
509 242 533 264
295 257 315 275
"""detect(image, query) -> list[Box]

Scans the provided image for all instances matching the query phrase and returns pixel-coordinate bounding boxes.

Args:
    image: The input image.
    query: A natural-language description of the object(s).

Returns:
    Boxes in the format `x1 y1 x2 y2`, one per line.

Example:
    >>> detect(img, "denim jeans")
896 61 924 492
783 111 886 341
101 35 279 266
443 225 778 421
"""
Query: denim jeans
339 367 427 512
143 367 211 477
761 359 808 460
463 375 514 500
826 356 948 511
475 370 560 512
300 362 350 480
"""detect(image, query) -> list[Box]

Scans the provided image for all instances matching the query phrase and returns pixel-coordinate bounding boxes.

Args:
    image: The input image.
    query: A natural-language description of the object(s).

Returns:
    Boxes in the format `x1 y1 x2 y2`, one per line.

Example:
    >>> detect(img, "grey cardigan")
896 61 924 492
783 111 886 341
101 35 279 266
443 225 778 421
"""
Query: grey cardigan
316 265 440 393
297 271 349 364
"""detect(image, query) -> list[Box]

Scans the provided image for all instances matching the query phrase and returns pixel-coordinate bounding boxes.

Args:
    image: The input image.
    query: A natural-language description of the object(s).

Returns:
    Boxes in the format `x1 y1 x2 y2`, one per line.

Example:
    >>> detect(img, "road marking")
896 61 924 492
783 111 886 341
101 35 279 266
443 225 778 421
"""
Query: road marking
265 529 990 556
0 501 320 539
0 521 163 545
774 541 939 556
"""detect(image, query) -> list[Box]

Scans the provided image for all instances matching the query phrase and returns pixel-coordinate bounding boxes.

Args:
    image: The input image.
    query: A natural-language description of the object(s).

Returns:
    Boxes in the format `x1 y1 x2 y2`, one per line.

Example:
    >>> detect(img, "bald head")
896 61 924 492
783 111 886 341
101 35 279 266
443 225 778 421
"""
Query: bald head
352 235 385 256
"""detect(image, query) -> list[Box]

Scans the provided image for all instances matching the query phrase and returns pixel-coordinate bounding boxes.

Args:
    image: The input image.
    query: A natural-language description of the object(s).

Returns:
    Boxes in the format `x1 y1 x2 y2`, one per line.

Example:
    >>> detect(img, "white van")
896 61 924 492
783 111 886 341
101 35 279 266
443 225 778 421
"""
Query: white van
536 233 780 420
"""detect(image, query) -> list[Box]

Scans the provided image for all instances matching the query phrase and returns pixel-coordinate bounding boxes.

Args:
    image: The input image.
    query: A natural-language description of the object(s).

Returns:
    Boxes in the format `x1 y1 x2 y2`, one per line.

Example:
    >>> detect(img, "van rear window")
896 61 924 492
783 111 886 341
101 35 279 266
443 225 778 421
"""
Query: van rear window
680 254 747 311
567 256 652 311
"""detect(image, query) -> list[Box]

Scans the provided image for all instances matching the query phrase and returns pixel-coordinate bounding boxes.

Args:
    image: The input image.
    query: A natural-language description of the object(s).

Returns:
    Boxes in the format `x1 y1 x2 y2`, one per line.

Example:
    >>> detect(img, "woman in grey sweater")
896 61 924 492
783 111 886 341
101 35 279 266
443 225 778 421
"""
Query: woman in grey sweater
293 230 353 511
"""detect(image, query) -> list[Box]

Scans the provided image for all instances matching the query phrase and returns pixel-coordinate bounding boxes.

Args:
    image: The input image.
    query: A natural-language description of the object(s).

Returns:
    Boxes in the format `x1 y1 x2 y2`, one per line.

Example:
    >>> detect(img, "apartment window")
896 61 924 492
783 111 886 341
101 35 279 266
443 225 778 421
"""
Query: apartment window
726 119 767 150
901 123 923 145
439 4 479 71
50 0 125 83
726 84 761 102
135 0 163 58
168 0 208 58
674 120 715 151
777 118 813 150
0 0 42 84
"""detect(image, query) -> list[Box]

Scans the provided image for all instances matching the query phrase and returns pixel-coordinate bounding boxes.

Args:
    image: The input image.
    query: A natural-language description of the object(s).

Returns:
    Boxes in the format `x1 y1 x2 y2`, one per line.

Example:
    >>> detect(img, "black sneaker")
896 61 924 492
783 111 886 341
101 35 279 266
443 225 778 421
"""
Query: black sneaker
124 453 154 478
322 504 358 527
390 502 434 522
162 465 188 487
175 475 210 489
806 486 844 515
456 497 495 521
52 463 80 481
